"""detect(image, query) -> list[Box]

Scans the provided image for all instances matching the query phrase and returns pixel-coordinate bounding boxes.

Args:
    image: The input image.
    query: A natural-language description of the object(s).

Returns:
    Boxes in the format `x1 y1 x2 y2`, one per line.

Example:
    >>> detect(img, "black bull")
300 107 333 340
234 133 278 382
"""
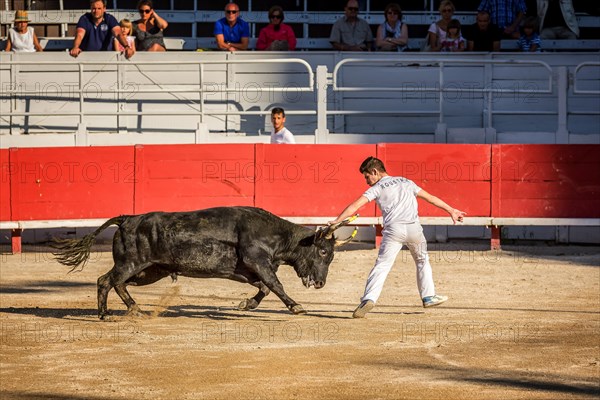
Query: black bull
52 206 351 319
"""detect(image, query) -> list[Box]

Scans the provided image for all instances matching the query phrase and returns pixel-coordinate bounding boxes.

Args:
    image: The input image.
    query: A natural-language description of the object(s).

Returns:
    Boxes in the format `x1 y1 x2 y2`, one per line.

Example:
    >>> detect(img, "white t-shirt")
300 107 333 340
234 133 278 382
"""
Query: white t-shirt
363 175 421 226
428 22 447 46
8 27 35 52
270 127 296 144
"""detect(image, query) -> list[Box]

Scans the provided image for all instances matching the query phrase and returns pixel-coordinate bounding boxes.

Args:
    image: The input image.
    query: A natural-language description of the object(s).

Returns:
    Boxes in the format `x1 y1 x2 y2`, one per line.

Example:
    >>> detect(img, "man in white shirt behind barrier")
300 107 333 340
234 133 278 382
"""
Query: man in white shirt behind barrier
328 156 466 318
270 107 296 144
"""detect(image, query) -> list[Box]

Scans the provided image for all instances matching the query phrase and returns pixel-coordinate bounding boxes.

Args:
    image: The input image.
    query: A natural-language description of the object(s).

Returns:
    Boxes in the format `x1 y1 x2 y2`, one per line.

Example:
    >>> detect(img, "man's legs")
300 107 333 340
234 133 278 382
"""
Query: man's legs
361 226 405 303
405 223 435 299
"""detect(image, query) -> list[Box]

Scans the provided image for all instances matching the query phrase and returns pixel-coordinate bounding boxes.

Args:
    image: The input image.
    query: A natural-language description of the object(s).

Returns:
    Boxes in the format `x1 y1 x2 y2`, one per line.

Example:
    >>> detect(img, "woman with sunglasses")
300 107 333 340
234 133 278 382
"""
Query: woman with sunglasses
427 0 455 51
256 5 297 51
134 0 168 51
376 3 408 51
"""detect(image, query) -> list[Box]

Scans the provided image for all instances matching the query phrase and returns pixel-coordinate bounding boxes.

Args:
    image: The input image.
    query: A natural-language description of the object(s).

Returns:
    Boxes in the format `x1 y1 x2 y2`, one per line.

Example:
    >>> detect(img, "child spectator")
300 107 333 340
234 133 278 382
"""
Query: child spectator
114 19 136 53
5 10 43 52
517 17 542 52
440 19 466 52
270 107 295 144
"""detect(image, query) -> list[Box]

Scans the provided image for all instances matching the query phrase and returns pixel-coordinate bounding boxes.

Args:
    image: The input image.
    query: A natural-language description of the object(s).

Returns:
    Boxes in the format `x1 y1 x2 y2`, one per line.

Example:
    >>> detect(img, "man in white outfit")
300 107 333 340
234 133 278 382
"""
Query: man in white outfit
329 156 466 318
270 107 295 144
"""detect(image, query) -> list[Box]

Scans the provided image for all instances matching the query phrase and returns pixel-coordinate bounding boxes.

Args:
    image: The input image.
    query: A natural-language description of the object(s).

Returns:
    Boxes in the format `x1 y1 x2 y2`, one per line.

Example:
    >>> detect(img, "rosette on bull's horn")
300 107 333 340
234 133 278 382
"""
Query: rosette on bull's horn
315 214 359 244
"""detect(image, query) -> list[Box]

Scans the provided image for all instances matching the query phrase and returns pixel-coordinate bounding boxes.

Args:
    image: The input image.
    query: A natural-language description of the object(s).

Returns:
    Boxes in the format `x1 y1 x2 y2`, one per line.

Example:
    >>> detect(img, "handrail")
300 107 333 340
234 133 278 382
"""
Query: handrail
573 62 600 95
331 58 554 125
1 58 315 121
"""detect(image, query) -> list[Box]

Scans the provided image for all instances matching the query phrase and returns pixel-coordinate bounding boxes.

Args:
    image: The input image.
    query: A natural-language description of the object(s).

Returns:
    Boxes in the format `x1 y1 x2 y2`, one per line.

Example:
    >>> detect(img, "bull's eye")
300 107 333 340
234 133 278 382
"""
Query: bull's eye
319 249 328 256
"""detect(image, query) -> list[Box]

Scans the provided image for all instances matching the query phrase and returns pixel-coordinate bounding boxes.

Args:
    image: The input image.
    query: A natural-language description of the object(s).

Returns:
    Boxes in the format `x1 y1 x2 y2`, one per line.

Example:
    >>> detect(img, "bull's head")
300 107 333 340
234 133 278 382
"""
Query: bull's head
295 216 358 289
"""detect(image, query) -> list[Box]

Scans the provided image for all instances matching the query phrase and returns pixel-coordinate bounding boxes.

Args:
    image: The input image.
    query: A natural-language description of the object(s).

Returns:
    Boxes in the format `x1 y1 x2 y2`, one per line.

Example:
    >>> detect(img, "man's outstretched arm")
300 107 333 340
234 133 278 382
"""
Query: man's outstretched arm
329 195 369 225
416 189 466 224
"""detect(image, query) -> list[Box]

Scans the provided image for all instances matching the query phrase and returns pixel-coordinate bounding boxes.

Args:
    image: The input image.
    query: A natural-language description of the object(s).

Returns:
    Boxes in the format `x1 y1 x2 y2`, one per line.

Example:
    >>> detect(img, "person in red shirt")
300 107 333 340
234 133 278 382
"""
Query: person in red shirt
256 5 297 51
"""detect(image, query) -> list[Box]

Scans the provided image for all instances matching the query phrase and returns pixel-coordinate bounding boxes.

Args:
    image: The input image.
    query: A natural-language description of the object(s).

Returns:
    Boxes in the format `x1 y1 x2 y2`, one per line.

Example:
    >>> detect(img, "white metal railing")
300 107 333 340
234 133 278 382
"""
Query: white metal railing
1 54 598 144
0 58 315 133
573 62 600 96
331 58 554 128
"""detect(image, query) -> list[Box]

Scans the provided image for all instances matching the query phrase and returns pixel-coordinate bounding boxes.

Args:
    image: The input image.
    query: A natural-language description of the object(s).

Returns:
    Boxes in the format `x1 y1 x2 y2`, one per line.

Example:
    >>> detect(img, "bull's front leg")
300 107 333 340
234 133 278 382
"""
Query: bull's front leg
242 255 306 315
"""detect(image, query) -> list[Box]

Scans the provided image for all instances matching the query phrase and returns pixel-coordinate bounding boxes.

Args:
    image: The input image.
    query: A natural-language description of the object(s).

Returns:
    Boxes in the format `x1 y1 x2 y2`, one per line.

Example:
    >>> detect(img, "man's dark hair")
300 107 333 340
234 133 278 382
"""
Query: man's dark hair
271 107 285 117
359 157 386 174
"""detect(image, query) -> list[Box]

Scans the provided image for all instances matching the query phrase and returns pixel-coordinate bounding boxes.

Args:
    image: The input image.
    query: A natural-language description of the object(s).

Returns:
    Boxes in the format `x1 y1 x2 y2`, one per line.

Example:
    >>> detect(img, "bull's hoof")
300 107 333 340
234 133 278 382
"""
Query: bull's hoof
290 305 307 315
238 298 259 311
99 312 113 321
125 304 146 318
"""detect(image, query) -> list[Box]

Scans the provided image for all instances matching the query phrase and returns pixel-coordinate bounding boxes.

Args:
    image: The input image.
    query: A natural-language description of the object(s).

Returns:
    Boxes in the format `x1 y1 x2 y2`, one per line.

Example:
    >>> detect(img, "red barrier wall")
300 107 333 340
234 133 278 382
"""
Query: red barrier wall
8 147 135 220
377 143 492 217
1 144 599 223
134 144 256 214
255 144 377 216
0 149 11 221
492 144 600 218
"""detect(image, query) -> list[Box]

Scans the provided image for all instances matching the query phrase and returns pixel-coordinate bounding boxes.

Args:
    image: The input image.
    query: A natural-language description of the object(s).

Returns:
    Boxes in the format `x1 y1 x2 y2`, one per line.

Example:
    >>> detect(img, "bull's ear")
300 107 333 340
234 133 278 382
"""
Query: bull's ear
300 234 318 247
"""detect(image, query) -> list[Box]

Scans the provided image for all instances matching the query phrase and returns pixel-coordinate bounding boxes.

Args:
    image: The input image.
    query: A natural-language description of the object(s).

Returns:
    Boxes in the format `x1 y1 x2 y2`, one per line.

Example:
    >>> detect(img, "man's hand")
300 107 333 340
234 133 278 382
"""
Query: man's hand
70 47 82 58
449 209 467 224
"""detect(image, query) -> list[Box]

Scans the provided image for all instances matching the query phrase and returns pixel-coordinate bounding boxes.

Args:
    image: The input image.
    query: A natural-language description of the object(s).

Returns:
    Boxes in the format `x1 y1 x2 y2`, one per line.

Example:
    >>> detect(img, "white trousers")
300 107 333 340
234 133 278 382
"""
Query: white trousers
361 222 435 303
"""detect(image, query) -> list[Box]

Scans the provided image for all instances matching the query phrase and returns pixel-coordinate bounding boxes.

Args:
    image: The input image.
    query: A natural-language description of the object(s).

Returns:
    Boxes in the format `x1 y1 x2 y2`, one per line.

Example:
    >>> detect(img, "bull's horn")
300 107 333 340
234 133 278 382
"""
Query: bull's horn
335 227 358 246
316 214 359 240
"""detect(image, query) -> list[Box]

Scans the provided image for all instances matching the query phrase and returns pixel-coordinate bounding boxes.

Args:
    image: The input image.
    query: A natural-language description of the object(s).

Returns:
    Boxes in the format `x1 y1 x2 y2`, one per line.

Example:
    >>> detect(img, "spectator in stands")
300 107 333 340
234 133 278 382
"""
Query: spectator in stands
375 3 408 52
70 0 133 58
465 10 502 51
5 10 43 52
517 16 542 51
478 0 527 38
214 2 249 51
537 0 579 39
427 0 455 51
134 0 168 51
328 156 465 318
256 5 297 51
440 19 466 52
113 19 136 54
270 108 295 144
330 0 374 51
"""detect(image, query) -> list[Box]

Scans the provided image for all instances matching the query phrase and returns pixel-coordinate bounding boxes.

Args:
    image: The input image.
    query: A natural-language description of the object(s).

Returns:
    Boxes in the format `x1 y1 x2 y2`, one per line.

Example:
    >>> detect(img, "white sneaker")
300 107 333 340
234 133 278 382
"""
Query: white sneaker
352 300 375 318
422 294 448 308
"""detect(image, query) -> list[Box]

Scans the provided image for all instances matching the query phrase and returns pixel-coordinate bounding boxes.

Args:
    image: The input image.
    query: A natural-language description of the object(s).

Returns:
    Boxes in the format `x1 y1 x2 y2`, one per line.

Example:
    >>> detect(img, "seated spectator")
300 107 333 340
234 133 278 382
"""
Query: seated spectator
537 0 579 39
517 16 542 51
113 19 136 54
134 0 168 51
440 19 466 52
465 10 502 51
214 2 249 51
5 10 43 52
330 0 373 51
270 108 295 144
478 0 527 38
376 3 408 52
256 5 297 51
70 0 133 58
427 0 455 51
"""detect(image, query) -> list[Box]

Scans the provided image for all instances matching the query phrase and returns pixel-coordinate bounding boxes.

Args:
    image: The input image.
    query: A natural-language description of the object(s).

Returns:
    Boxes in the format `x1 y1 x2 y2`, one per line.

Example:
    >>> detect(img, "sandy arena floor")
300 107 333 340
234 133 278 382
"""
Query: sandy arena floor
1 242 599 400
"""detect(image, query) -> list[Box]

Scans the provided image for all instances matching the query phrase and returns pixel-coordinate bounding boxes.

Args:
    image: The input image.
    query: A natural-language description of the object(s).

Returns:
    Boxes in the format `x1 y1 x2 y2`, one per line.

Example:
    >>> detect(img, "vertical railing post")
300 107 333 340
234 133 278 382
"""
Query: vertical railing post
315 65 329 144
556 66 569 144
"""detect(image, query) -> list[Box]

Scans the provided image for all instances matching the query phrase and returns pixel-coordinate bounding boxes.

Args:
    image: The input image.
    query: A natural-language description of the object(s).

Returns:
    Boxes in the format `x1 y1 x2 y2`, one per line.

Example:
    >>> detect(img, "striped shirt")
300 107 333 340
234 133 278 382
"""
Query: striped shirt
517 33 542 52
478 0 527 30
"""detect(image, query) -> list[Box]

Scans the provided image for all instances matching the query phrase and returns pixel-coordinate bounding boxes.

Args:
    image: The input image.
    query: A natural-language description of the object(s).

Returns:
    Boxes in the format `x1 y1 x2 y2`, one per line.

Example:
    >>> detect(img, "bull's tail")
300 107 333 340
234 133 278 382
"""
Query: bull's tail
52 216 128 273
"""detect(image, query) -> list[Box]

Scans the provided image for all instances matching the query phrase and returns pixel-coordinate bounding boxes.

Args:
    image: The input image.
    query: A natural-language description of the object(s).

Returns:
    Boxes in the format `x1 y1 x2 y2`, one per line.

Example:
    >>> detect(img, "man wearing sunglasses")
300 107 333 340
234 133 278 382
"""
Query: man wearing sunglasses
70 0 134 58
330 0 373 51
256 5 297 51
214 3 249 51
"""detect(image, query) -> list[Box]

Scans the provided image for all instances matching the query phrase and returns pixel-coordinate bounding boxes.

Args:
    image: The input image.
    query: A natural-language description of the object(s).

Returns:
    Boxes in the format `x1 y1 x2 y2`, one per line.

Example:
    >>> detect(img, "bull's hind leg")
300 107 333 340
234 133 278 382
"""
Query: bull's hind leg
114 265 172 317
97 262 154 320
238 281 271 311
